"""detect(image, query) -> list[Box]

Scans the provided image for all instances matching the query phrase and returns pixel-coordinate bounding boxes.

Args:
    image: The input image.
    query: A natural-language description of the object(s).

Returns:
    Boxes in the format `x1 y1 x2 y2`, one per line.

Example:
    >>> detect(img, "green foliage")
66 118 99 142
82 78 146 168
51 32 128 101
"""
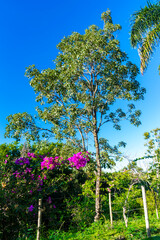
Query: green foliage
144 128 160 156
130 1 160 74
99 138 126 169
4 9 145 222
41 216 160 240
0 141 21 160
142 128 160 191
0 142 92 239
5 113 41 142
5 10 145 156
1 141 160 239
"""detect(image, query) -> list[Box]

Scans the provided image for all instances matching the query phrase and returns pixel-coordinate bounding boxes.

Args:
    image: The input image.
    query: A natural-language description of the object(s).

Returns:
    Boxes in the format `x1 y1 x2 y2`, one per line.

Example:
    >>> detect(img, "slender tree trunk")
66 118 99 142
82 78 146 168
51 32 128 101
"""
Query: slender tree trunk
109 192 113 226
122 181 137 227
155 156 159 219
123 206 128 228
93 128 101 222
153 190 159 219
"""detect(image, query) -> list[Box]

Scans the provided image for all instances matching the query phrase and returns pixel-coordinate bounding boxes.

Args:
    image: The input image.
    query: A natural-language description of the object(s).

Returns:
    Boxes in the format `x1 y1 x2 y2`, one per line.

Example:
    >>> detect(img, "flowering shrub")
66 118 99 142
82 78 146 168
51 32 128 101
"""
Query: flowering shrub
8 151 89 208
0 149 90 239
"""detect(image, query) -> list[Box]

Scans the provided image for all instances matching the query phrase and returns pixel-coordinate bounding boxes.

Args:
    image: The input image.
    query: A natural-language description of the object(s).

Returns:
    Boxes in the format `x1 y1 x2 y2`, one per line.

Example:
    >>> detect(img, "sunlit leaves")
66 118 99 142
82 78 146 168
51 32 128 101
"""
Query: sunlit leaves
130 1 160 74
5 10 145 169
5 113 40 142
144 128 160 155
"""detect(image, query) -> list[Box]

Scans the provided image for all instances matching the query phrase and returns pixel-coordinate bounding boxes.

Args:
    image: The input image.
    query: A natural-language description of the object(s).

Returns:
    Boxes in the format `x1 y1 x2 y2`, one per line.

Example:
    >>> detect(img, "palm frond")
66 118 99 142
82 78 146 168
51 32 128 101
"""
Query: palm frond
139 23 160 73
130 2 160 47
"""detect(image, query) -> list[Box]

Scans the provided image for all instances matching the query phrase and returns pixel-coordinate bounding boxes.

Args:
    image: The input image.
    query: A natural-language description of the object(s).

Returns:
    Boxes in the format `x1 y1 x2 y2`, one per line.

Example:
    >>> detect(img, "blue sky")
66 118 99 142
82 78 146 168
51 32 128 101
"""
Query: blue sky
0 0 160 168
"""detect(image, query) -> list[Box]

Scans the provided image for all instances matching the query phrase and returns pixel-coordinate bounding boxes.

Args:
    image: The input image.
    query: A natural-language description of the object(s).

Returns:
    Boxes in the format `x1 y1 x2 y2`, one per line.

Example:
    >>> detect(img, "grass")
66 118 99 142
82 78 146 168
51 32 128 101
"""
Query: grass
18 215 160 240
43 216 160 240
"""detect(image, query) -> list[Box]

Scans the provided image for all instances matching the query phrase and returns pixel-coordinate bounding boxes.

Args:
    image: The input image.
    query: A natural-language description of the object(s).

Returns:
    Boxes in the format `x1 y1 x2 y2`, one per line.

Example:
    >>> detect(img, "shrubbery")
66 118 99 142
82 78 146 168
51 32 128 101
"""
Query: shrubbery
0 142 91 239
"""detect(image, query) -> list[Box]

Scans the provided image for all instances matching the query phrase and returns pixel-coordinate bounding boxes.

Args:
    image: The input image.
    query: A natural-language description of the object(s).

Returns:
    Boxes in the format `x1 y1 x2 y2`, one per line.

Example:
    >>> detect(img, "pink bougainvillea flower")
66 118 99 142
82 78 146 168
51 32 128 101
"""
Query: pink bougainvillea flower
53 205 56 208
41 156 58 170
24 168 32 174
13 171 21 178
68 152 89 169
4 160 7 164
6 155 8 157
28 205 34 212
27 152 37 158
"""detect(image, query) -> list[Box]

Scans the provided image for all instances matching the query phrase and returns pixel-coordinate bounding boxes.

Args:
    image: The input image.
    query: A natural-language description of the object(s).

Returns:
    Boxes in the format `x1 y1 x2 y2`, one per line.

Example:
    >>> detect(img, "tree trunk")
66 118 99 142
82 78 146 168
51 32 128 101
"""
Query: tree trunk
109 192 113 226
93 128 101 222
122 181 137 227
156 156 159 219
123 206 128 227
153 190 159 219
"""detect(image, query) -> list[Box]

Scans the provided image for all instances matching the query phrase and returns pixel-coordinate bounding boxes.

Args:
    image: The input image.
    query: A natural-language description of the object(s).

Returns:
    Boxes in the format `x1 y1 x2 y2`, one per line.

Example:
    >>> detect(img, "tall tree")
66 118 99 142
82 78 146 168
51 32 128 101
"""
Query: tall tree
5 10 145 221
130 1 160 74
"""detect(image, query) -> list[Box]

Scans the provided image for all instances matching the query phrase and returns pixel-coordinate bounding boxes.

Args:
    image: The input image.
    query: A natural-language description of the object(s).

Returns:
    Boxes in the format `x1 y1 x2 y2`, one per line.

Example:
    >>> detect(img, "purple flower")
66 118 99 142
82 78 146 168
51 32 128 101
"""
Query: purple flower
41 156 58 170
47 196 52 204
24 168 32 173
30 174 34 180
15 157 30 165
11 190 16 193
23 158 30 164
13 171 21 178
27 152 36 158
68 152 88 169
4 160 7 164
28 205 34 212
53 205 56 208
39 180 43 186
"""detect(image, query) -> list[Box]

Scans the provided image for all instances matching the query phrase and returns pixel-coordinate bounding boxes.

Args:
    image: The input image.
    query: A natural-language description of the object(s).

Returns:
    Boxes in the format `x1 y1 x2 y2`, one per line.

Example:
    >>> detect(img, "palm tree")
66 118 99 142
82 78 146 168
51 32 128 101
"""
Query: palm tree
130 1 160 74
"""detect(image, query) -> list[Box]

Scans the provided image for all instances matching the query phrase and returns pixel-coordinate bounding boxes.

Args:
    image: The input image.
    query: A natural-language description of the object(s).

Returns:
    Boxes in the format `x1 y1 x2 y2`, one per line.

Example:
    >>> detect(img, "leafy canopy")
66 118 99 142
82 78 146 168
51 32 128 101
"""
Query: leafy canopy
5 10 145 153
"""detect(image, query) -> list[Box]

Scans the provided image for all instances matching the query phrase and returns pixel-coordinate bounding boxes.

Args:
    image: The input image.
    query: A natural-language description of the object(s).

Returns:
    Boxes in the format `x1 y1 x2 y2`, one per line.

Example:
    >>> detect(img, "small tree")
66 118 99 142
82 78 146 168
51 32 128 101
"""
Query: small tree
144 128 160 162
144 128 160 185
144 128 160 219
5 10 145 221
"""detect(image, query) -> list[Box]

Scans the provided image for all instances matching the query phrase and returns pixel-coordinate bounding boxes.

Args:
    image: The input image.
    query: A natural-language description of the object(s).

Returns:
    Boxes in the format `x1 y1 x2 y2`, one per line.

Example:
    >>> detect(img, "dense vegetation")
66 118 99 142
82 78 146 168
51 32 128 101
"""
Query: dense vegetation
5 10 145 222
1 2 160 239
0 139 160 239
